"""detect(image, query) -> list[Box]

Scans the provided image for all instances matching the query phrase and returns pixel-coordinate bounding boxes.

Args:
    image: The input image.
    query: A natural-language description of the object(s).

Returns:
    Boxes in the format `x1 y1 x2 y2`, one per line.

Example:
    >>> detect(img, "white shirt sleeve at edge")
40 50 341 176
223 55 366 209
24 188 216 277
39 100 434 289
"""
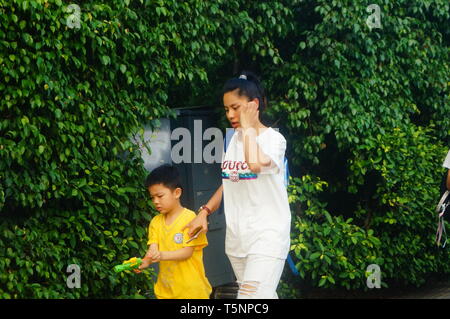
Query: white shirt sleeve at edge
257 130 286 174
443 149 450 169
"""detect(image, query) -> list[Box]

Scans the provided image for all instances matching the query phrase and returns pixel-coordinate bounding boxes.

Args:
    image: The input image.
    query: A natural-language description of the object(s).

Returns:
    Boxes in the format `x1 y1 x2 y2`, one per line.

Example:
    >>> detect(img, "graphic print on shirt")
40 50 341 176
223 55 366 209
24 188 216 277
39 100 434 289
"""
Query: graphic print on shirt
173 232 183 244
221 160 257 182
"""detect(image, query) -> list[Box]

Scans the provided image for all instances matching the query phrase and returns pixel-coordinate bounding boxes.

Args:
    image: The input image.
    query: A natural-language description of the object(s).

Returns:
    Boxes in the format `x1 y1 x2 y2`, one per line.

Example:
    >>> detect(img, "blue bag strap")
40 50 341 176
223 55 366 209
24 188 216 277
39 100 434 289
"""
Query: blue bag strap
284 157 290 188
224 128 235 153
287 253 300 276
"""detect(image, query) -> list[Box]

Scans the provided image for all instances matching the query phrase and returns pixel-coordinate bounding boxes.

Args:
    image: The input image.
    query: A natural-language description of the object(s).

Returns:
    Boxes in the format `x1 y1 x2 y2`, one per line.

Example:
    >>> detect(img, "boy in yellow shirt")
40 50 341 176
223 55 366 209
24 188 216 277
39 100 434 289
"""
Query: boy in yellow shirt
135 164 212 299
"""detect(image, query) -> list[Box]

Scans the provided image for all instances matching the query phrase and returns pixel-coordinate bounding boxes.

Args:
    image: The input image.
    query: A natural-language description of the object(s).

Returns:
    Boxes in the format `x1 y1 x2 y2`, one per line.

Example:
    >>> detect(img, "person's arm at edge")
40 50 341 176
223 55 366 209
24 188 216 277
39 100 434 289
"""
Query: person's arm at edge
447 170 450 190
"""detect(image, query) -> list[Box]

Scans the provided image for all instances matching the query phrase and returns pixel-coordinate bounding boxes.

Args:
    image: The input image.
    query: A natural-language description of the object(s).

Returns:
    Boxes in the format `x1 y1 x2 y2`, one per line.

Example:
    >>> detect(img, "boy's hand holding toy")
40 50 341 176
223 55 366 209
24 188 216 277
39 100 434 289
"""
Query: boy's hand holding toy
113 257 143 273
133 248 160 274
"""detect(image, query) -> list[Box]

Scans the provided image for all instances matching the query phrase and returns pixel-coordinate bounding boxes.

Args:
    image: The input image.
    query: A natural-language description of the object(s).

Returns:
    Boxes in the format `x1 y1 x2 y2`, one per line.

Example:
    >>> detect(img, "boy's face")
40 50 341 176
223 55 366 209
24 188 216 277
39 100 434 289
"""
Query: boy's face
148 183 181 214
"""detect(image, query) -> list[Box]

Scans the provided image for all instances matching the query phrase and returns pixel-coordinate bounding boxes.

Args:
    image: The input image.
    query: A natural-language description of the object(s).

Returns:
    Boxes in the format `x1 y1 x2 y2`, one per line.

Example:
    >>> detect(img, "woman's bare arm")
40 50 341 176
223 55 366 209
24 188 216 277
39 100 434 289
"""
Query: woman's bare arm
182 185 223 237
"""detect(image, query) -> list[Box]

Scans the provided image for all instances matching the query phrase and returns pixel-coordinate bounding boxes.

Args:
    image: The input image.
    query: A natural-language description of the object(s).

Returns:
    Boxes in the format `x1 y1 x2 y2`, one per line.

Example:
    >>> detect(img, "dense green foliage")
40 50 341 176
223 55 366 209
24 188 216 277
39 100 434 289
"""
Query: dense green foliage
0 0 233 298
287 175 384 290
266 0 450 291
1 0 449 298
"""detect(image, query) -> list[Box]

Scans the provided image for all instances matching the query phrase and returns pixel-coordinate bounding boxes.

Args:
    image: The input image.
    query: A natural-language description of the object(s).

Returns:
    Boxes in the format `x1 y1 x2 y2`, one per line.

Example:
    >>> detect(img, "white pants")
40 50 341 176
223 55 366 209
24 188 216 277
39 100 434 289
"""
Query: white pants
227 254 285 299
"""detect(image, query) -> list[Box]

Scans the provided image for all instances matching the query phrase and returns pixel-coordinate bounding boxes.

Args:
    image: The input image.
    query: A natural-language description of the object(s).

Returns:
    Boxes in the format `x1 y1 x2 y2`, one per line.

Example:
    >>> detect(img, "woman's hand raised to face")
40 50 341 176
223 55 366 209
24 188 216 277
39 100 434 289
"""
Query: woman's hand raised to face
239 101 259 130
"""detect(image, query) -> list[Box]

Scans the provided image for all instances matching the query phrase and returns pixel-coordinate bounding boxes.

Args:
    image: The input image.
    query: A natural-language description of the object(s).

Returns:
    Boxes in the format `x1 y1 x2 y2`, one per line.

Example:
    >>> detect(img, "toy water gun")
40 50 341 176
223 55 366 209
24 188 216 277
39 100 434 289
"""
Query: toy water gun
113 257 142 273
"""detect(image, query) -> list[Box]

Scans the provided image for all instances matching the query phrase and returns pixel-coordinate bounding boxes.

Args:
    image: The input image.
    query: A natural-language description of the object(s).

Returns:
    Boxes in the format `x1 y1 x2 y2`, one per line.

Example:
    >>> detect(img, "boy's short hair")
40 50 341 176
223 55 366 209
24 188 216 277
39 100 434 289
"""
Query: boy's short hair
145 164 183 191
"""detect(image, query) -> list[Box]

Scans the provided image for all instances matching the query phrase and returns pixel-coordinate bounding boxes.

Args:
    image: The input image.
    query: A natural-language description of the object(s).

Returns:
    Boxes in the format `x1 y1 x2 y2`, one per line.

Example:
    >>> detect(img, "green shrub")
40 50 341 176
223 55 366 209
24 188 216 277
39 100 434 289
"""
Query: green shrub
0 0 235 298
288 175 383 290
1 0 449 298
0 0 301 298
349 126 450 285
266 0 450 295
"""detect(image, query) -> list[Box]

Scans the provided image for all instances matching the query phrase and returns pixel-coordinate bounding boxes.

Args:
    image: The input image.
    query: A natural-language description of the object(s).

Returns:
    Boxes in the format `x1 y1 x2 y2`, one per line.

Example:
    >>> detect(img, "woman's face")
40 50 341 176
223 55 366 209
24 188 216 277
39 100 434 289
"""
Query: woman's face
223 89 255 129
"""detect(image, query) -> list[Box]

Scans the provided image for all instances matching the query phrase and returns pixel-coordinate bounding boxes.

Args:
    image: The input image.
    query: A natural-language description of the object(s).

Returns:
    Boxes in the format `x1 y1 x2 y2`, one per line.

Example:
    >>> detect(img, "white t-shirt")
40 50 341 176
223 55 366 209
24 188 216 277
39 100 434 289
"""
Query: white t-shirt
443 150 450 169
221 127 291 260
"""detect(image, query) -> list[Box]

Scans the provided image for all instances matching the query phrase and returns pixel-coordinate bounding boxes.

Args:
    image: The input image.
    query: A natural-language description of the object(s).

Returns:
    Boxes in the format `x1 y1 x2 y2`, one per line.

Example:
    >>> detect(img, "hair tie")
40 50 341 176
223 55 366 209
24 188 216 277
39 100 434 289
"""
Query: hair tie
238 74 247 80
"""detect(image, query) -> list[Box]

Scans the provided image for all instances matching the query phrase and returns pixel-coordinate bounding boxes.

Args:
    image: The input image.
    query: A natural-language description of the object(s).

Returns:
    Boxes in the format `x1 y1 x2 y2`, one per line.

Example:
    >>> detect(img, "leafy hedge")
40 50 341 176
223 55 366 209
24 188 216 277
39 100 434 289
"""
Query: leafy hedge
0 0 236 298
203 0 450 292
288 175 384 290
265 0 450 291
1 0 449 298
0 0 300 298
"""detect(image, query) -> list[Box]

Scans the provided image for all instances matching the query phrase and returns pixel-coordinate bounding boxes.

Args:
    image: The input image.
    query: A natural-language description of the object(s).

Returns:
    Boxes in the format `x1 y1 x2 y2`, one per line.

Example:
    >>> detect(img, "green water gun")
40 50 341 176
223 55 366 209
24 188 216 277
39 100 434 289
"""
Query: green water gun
113 257 142 273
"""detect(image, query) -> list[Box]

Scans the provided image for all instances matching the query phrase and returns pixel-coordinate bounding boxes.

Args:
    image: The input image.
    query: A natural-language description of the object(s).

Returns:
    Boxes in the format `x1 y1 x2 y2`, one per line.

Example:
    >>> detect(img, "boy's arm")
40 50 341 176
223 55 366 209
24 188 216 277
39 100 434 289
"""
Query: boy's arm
136 244 160 272
145 243 159 258
159 247 194 261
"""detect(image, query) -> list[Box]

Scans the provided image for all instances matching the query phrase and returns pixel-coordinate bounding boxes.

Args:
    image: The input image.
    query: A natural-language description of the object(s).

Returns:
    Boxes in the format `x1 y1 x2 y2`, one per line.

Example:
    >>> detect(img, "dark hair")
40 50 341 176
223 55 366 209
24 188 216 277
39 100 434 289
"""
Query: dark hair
222 71 268 114
144 164 182 191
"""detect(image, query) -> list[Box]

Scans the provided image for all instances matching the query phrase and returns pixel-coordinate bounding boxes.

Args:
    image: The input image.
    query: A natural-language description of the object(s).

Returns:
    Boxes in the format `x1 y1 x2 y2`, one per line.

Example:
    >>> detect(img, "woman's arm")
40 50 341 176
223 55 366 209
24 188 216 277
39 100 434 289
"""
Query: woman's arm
203 184 223 213
182 185 223 237
242 128 273 173
239 101 275 173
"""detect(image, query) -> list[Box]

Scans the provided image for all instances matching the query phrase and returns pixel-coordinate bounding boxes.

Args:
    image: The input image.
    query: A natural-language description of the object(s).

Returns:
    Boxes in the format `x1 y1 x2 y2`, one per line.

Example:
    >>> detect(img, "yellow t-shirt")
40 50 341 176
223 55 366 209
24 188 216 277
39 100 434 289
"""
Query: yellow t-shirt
147 208 212 299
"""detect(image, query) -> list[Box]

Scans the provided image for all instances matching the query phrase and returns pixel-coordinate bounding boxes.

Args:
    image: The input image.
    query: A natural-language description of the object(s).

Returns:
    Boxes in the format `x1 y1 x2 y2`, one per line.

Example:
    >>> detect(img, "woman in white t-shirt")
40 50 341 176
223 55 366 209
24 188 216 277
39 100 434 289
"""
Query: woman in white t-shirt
183 71 291 299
